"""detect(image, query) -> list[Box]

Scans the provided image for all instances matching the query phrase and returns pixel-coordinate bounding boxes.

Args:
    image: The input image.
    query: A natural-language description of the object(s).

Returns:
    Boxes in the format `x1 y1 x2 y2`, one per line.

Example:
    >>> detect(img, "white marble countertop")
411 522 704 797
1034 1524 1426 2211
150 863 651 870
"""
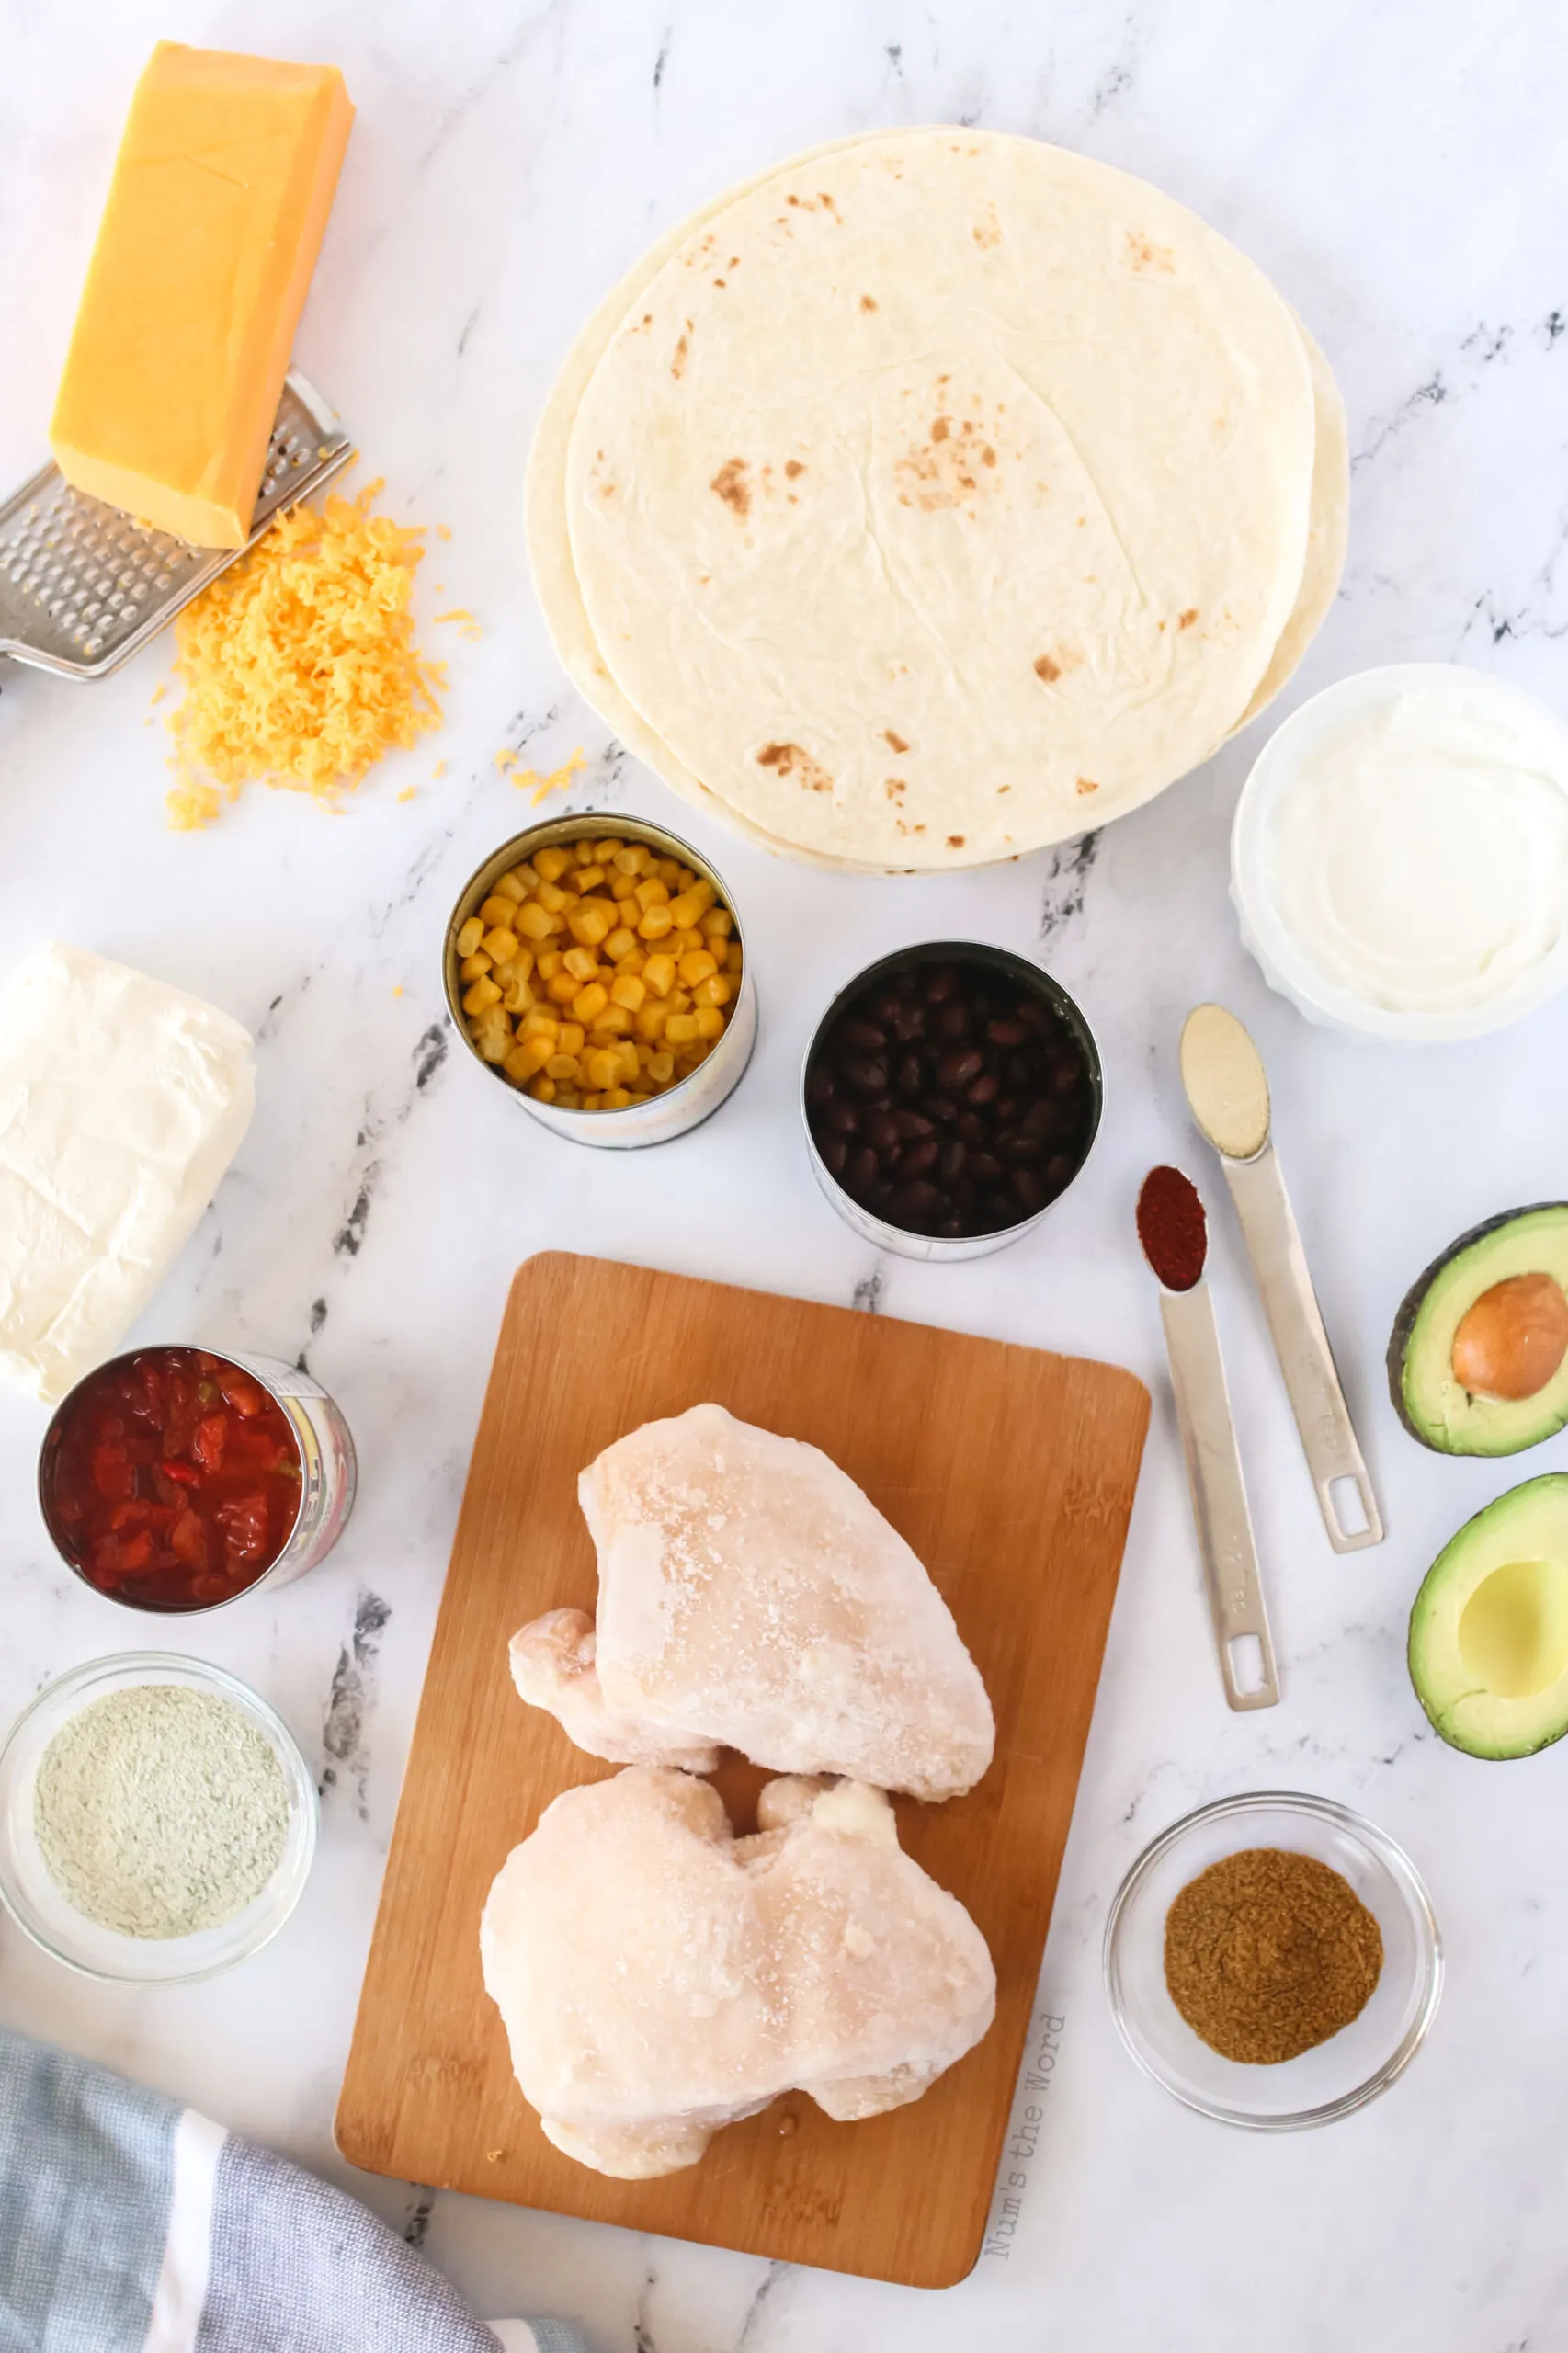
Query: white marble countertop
4 3 1568 2346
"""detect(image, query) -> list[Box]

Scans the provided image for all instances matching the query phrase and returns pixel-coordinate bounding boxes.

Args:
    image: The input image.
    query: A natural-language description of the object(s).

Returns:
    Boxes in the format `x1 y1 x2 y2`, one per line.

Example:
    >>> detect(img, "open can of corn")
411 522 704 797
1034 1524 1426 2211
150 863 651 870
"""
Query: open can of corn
443 813 756 1149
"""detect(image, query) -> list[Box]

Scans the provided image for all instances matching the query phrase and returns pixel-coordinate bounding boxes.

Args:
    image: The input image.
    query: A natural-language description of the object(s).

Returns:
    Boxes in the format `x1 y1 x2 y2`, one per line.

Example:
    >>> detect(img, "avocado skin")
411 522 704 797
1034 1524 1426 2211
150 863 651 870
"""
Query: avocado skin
1387 1203 1568 1455
1408 1472 1568 1758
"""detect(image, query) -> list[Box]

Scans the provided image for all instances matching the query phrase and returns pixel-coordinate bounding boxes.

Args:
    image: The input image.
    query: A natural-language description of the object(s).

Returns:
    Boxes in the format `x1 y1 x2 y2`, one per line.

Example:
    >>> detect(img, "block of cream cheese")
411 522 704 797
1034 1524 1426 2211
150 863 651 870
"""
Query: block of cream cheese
50 43 353 549
0 945 256 1403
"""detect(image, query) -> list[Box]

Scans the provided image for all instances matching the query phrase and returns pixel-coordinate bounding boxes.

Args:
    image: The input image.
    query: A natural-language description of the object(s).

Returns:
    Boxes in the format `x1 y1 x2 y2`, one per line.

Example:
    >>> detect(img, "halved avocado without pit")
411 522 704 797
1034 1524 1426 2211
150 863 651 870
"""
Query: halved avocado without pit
1409 1475 1568 1757
1389 1205 1568 1457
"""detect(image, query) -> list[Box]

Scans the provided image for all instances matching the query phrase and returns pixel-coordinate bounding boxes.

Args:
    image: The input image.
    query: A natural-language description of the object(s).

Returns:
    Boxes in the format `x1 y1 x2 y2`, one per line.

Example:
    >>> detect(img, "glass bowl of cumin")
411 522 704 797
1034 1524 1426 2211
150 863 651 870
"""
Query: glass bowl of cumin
1104 1792 1442 2129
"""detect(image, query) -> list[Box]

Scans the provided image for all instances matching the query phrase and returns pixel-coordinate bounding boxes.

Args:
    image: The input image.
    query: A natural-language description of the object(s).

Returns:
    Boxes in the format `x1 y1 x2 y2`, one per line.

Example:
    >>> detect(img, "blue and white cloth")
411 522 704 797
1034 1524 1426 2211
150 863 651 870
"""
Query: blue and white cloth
0 2030 588 2353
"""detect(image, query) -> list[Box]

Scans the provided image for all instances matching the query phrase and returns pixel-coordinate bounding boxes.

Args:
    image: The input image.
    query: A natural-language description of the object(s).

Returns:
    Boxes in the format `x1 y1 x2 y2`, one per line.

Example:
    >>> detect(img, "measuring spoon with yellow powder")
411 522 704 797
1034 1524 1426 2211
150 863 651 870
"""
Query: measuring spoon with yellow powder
1180 1005 1382 1552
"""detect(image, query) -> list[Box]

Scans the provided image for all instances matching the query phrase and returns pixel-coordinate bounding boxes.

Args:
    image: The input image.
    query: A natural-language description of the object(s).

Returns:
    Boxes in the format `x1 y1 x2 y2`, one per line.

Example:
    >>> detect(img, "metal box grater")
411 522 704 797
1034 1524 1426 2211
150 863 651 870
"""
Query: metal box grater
0 371 355 682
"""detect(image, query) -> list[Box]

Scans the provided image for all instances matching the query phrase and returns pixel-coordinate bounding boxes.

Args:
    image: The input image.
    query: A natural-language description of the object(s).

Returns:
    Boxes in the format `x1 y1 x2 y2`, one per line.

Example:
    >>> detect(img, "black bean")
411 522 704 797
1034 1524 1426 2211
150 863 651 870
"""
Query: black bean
867 1178 895 1212
923 965 960 1003
863 1110 900 1154
823 1097 860 1137
1022 1097 1057 1139
841 1055 890 1097
841 1018 888 1052
1051 1059 1080 1096
937 1048 983 1091
819 1133 848 1176
934 1000 971 1040
1044 1154 1074 1187
966 1072 1000 1108
937 1216 967 1239
920 1095 960 1126
957 1111 986 1144
994 1095 1018 1121
1017 997 1051 1035
938 1139 967 1185
969 1151 1002 1183
890 1179 941 1225
1010 1167 1046 1214
899 1137 939 1179
895 1051 924 1100
806 1062 835 1107
955 1177 979 1211
984 1193 1017 1226
889 1000 926 1043
1006 1051 1035 1087
890 1108 934 1140
845 1145 879 1196
986 1018 1027 1047
999 1131 1043 1164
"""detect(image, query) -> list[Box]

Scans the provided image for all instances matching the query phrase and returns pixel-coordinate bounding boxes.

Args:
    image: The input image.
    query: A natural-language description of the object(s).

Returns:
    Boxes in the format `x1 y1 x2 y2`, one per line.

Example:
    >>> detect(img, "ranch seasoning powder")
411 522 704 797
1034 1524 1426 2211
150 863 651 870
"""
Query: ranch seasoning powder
33 1684 290 1938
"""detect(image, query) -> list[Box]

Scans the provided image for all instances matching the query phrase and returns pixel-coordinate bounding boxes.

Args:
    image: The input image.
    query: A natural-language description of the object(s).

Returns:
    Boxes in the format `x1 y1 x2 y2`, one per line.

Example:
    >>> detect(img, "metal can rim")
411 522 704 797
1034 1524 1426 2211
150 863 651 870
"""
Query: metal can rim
443 809 753 1138
36 1345 336 1617
798 939 1105 1258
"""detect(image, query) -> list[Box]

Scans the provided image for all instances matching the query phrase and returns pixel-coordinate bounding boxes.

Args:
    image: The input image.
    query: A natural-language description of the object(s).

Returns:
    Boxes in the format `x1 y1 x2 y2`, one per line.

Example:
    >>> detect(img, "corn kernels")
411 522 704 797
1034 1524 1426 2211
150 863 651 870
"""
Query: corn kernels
638 905 674 940
463 976 502 1013
611 973 646 1011
573 981 610 1022
482 926 520 964
456 915 485 957
534 847 571 882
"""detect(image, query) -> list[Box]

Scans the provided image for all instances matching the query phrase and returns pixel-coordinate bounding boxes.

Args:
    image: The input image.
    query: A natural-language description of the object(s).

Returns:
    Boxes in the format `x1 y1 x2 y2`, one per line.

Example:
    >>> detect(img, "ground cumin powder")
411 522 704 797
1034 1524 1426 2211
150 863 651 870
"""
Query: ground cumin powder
1164 1847 1383 2063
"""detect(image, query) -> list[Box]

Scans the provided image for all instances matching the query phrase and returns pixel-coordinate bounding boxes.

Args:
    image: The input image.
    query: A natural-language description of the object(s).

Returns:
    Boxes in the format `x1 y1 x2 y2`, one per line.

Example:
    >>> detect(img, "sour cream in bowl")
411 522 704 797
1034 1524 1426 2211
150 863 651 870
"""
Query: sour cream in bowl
1232 665 1568 1041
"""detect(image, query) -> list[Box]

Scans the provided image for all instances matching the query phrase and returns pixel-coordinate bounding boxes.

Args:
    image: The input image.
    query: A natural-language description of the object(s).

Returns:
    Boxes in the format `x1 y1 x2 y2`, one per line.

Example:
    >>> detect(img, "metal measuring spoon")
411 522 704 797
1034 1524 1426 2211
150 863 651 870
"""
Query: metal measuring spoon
1138 1165 1279 1711
1180 1005 1383 1552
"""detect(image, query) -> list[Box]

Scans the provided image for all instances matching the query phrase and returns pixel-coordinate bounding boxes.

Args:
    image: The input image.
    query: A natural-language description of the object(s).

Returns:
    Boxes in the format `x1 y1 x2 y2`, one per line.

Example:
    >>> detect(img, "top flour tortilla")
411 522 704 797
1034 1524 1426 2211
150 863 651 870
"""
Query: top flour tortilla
528 132 1341 871
553 129 1315 870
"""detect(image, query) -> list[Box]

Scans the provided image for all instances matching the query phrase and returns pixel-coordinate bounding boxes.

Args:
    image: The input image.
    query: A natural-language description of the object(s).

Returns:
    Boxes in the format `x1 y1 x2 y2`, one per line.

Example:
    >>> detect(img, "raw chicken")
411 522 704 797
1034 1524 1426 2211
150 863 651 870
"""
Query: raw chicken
513 1404 994 1801
480 1765 996 2177
509 1608 722 1771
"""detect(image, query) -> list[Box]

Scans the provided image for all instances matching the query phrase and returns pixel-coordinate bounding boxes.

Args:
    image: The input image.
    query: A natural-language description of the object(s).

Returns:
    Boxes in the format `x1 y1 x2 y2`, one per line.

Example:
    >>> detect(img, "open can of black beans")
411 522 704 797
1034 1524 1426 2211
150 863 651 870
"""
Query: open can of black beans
801 942 1103 1263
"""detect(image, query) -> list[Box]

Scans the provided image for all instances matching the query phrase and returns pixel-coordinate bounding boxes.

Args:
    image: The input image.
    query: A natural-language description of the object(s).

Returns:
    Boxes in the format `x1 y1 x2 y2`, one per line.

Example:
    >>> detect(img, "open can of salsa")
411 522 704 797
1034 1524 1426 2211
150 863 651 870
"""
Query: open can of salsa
38 1347 357 1614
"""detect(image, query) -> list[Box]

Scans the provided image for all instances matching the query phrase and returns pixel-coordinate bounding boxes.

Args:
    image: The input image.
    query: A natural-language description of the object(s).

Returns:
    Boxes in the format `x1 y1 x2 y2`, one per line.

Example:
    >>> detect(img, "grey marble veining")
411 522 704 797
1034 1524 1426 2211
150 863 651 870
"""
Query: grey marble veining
2 2 1567 2347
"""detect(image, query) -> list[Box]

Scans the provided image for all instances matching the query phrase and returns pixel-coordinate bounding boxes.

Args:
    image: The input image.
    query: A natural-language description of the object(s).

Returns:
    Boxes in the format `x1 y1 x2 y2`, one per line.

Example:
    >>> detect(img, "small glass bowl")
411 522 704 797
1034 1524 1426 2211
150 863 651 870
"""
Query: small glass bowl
1104 1791 1441 2129
0 1654 318 1984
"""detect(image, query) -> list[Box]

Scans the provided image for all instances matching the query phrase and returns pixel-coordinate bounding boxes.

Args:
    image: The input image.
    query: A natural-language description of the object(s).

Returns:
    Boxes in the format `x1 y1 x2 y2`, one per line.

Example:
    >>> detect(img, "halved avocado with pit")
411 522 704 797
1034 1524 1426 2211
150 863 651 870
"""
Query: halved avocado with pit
1409 1474 1568 1757
1389 1204 1568 1456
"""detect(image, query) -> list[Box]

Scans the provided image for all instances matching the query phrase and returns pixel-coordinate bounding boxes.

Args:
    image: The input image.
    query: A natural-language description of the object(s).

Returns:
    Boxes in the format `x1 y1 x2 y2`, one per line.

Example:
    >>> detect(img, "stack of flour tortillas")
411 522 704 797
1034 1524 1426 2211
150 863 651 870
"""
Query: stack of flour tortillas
528 128 1347 873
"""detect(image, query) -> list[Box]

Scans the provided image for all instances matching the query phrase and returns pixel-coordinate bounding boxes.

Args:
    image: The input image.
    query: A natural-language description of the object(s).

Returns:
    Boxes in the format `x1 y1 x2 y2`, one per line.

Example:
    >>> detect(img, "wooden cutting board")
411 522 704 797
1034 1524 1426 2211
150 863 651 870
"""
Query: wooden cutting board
337 1254 1149 2288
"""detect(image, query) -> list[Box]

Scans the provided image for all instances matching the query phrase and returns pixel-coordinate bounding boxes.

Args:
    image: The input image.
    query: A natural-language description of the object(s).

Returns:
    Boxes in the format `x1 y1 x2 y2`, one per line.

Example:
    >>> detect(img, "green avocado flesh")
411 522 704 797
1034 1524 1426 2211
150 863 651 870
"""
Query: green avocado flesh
1409 1474 1568 1757
1390 1204 1568 1457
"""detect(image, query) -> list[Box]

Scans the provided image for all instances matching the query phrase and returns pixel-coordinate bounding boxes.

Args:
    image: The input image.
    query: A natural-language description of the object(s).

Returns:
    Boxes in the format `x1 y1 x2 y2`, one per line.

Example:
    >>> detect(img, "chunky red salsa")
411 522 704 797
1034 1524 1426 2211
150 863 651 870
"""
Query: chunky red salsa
42 1348 302 1608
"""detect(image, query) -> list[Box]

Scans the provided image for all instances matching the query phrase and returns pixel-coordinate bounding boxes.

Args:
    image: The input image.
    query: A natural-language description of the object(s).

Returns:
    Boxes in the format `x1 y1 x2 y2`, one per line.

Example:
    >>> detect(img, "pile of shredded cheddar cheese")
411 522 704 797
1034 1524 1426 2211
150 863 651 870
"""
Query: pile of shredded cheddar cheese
165 480 447 829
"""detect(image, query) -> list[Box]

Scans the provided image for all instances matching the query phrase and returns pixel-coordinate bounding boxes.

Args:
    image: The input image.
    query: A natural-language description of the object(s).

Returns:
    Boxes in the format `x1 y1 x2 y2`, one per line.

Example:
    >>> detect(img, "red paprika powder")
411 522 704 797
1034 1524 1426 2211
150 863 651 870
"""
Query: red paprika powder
1137 1165 1208 1291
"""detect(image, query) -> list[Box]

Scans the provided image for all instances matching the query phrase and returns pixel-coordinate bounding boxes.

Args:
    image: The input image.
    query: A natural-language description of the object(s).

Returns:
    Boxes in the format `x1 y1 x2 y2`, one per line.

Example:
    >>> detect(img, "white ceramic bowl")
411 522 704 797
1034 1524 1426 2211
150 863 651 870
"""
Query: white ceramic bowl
1104 1791 1441 2129
1232 663 1568 1042
0 1654 317 1984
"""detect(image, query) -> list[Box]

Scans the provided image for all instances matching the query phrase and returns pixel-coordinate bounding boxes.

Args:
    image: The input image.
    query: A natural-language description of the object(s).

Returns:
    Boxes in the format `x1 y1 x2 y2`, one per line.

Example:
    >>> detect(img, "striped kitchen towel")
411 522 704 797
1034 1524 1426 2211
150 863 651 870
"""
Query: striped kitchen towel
0 2029 589 2353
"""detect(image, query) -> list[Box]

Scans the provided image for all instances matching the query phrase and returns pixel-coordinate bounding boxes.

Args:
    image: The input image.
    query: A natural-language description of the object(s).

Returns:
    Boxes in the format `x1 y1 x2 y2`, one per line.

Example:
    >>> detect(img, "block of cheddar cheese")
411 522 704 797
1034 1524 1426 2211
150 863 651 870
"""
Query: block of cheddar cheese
50 43 353 549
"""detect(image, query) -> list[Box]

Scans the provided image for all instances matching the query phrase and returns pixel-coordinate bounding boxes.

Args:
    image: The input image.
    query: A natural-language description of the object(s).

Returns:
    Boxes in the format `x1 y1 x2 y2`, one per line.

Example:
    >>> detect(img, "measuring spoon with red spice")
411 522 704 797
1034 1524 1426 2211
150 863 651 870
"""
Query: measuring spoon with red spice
1137 1165 1279 1711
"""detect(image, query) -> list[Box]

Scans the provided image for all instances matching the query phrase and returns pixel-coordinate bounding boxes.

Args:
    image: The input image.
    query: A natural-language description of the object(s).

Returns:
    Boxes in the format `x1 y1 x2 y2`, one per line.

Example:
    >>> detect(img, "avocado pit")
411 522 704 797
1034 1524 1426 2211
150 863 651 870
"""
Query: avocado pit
1451 1272 1568 1403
